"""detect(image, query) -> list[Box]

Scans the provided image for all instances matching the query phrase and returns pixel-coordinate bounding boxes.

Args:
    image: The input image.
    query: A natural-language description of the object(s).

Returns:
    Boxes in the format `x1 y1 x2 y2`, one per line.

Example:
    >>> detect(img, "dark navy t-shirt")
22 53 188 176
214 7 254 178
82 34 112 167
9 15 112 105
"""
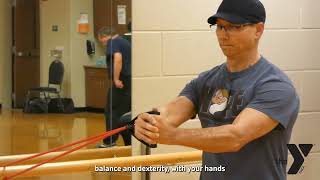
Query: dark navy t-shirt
106 36 131 78
179 57 300 180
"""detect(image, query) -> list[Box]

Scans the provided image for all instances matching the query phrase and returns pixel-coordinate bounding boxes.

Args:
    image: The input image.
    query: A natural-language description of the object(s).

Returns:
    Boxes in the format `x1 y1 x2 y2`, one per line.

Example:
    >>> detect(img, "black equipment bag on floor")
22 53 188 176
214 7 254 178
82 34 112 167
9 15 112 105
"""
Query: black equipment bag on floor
48 98 74 113
23 97 48 113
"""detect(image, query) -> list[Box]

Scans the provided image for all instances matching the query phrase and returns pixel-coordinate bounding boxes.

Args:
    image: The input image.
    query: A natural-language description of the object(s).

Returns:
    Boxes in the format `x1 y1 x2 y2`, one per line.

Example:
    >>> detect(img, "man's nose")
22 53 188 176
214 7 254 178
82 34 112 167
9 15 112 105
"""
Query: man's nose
221 29 230 37
219 33 229 41
217 30 229 40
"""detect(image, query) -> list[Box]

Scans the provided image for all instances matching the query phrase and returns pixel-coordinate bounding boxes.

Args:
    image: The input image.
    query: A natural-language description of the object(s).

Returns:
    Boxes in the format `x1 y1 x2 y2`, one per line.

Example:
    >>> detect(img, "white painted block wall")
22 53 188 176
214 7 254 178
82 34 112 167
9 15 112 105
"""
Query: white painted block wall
132 0 320 179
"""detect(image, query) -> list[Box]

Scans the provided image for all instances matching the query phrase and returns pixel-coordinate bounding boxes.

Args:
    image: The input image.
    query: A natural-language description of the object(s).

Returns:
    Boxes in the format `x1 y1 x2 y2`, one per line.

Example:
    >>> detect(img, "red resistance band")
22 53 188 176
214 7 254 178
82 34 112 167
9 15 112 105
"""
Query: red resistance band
1 126 127 180
1 110 160 180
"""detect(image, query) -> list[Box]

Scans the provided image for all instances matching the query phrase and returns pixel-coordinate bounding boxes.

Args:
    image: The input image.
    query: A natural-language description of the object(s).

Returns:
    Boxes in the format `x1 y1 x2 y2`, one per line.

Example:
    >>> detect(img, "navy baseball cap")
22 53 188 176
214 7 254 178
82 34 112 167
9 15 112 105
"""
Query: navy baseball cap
207 0 266 25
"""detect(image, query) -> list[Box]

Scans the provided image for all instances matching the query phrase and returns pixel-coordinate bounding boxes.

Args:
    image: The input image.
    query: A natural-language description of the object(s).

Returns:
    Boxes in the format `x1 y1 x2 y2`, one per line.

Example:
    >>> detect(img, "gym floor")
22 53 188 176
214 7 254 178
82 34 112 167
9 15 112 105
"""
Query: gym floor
0 110 130 180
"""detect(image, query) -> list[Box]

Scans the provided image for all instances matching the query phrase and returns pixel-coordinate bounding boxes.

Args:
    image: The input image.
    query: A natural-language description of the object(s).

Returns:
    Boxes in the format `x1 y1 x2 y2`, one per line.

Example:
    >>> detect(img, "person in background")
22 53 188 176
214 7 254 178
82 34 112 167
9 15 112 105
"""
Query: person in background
97 26 131 148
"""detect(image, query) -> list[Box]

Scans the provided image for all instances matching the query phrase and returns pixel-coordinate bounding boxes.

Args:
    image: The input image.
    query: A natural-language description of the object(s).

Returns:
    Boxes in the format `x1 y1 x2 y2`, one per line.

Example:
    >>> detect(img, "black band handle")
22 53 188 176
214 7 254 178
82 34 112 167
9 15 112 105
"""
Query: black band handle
126 111 160 148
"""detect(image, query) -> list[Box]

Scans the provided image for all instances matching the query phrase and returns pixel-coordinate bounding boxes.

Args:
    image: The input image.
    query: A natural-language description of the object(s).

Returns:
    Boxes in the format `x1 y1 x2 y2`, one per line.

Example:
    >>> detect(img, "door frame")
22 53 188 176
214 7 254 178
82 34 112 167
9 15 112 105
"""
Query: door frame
11 0 40 108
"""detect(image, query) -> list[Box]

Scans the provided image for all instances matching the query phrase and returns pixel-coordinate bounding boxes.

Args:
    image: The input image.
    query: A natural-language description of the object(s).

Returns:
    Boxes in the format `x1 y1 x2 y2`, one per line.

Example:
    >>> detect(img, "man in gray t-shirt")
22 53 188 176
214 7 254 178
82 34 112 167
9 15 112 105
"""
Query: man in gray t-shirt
134 0 299 179
179 57 299 179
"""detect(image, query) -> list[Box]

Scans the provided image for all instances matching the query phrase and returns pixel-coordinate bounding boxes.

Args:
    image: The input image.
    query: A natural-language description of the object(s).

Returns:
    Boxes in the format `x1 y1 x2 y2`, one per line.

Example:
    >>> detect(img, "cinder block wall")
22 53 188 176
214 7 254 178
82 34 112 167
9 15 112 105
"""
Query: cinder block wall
132 0 320 179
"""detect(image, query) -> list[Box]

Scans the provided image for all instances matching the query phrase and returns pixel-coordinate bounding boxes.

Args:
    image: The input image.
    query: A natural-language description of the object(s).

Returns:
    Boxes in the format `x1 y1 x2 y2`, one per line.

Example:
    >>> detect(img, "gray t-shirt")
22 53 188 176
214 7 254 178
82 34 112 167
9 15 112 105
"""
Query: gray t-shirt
179 57 299 180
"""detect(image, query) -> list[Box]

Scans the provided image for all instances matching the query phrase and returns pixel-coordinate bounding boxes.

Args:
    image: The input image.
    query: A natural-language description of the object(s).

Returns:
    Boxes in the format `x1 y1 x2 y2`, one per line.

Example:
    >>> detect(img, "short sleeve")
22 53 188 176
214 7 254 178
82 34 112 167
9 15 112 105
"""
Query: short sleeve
108 39 121 54
179 79 199 110
179 72 208 113
247 81 300 129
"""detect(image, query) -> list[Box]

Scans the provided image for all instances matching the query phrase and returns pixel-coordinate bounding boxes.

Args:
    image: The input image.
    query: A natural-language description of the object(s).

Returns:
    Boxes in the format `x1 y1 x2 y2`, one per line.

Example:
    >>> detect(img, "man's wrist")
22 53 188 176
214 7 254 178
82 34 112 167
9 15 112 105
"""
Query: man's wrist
167 127 180 145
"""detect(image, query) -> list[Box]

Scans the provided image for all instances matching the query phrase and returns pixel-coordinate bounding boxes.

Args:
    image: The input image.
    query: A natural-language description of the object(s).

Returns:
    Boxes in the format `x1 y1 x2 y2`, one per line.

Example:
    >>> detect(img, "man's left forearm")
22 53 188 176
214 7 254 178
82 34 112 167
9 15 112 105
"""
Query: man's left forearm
113 58 122 81
169 125 245 153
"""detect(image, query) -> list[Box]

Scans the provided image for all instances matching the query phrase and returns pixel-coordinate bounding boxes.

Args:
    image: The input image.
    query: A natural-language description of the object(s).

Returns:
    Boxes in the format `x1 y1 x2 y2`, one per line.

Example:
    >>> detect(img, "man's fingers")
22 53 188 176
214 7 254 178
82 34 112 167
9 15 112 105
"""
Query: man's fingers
141 113 156 124
142 122 159 133
135 126 159 139
134 131 157 144
134 113 160 143
138 113 158 126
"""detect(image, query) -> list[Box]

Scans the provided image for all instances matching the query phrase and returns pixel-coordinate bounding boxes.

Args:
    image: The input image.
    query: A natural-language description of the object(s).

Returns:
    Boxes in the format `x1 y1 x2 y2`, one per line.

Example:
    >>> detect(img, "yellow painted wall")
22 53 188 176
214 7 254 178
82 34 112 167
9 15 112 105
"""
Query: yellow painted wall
0 0 12 108
69 0 104 106
0 0 104 108
40 0 104 107
0 0 11 155
40 0 71 97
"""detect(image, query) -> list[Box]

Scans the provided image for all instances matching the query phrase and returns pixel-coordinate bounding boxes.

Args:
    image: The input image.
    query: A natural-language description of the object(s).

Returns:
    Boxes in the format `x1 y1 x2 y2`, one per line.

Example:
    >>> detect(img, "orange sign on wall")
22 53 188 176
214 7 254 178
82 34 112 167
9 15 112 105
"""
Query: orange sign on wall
78 13 89 33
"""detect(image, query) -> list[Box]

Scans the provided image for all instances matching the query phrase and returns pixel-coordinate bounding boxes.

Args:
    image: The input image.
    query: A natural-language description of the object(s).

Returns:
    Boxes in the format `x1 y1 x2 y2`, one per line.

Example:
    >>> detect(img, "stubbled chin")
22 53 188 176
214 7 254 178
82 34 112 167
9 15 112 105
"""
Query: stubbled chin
221 49 234 56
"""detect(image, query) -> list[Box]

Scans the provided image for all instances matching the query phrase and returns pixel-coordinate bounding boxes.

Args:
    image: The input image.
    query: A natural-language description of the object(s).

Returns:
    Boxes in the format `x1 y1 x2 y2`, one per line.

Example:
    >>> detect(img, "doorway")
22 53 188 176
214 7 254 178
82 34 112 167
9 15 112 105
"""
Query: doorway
12 0 40 108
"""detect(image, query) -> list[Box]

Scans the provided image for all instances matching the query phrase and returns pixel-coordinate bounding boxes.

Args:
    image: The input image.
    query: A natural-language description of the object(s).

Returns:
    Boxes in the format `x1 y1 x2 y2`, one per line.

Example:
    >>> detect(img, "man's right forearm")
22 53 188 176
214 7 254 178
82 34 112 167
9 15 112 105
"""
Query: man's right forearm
153 96 196 128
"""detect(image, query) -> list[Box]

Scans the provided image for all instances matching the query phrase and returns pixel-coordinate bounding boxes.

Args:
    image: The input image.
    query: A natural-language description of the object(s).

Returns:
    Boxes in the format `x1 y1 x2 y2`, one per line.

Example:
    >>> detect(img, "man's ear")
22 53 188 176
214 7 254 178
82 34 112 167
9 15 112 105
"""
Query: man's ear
255 23 264 39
